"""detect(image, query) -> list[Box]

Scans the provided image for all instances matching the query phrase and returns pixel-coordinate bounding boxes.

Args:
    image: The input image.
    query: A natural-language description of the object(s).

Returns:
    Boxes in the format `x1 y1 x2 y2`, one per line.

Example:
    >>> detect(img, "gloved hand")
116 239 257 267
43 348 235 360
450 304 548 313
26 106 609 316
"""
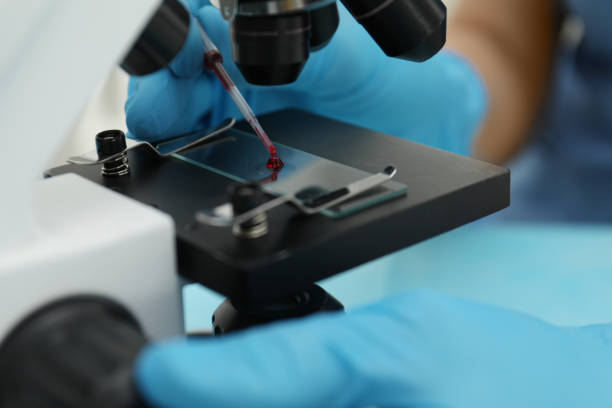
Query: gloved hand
136 290 612 407
125 1 487 155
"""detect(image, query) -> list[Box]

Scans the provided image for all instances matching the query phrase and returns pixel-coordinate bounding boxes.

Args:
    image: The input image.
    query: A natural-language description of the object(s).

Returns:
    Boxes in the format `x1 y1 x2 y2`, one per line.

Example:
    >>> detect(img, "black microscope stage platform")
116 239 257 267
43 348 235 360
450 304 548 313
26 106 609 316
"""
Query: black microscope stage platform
47 109 509 302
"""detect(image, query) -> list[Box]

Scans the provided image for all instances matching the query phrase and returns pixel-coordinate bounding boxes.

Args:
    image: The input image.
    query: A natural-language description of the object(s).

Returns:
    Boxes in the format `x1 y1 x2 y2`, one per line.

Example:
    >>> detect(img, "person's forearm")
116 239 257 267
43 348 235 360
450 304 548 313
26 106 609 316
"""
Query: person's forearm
447 0 558 163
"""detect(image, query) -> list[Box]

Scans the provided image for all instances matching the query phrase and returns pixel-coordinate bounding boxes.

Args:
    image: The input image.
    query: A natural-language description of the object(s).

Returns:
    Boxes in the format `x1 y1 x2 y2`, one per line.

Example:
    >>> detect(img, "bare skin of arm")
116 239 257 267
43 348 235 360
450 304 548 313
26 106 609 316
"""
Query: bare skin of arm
446 0 558 164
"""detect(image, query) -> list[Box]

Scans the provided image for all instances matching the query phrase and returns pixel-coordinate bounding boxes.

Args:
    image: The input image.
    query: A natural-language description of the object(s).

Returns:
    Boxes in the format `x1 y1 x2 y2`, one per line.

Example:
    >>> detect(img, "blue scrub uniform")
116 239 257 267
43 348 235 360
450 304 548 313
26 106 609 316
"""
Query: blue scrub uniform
498 0 612 223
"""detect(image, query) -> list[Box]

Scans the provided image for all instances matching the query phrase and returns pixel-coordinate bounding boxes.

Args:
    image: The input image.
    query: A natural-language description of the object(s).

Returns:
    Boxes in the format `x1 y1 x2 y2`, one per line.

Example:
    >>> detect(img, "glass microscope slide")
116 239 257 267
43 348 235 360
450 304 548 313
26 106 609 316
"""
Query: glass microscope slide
167 128 407 218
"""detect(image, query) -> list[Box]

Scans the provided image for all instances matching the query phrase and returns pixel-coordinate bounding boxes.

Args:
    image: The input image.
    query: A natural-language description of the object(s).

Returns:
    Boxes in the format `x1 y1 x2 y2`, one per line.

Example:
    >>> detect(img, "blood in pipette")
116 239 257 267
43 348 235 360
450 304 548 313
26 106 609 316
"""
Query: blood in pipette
204 50 284 171
250 121 277 156
249 120 284 170
204 51 232 91
204 50 222 70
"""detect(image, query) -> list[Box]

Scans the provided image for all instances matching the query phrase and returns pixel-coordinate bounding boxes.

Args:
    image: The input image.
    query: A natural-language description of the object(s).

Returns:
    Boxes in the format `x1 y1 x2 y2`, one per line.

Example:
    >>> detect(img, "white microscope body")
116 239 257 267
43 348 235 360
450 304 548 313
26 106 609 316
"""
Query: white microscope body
0 0 184 343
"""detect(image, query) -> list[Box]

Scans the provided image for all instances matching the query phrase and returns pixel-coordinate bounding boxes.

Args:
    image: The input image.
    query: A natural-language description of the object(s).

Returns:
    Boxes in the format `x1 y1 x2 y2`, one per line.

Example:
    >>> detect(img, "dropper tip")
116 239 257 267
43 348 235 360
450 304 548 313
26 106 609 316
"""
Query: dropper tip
266 155 284 171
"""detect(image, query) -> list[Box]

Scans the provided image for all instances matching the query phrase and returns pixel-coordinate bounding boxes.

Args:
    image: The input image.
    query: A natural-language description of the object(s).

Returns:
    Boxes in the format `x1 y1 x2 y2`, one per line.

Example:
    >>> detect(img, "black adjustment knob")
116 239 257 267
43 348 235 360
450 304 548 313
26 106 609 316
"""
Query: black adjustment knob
229 182 264 215
0 297 147 408
96 130 127 159
228 182 268 239
96 130 129 177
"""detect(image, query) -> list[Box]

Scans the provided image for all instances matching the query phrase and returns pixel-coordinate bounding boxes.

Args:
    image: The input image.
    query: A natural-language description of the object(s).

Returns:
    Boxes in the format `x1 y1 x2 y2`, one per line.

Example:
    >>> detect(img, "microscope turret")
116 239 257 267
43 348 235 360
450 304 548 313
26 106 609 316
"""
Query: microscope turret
121 0 447 84
217 0 447 84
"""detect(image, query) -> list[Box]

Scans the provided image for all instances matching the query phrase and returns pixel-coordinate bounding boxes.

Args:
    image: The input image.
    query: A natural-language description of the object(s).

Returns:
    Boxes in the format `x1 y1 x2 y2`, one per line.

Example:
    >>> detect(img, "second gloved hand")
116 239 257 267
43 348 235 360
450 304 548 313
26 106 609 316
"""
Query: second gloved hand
136 290 612 408
125 1 487 156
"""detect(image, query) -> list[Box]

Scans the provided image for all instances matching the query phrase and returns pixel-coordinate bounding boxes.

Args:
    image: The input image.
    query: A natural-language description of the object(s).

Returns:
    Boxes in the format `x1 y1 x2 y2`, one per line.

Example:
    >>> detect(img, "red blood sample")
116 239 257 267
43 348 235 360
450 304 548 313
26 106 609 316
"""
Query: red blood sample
204 50 232 91
266 155 284 171
259 171 279 184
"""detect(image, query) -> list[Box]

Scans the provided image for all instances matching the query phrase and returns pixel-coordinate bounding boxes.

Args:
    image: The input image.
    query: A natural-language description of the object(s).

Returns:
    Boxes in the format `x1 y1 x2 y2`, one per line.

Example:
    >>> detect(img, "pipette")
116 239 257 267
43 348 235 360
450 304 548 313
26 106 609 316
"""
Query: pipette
196 22 284 171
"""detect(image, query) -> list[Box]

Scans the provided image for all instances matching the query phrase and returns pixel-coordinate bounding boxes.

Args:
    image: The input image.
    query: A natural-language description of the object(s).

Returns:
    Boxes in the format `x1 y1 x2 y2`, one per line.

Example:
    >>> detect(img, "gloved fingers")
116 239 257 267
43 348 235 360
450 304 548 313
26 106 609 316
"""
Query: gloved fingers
135 301 422 408
136 289 612 408
574 323 612 348
194 6 230 51
195 5 241 80
258 1 386 96
135 291 571 408
173 2 248 95
184 0 212 14
167 14 205 79
125 70 216 141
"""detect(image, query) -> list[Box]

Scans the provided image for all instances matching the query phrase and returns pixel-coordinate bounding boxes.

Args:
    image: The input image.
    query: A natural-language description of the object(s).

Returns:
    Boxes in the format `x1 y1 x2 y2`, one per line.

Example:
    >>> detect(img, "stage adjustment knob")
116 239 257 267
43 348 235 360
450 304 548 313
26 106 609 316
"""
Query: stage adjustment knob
0 297 147 408
228 181 269 239
96 130 130 177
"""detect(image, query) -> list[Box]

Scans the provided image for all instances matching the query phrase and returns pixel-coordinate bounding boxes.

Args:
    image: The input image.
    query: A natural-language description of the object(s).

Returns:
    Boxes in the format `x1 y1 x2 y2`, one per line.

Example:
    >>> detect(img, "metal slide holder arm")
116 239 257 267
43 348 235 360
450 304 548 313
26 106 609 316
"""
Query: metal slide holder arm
67 119 236 166
195 166 398 228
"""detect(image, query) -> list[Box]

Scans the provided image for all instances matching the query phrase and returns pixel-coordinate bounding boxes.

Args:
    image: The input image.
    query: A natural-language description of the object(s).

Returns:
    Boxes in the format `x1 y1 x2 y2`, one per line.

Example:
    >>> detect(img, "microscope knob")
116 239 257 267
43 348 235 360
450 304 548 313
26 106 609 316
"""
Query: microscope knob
0 297 147 408
228 182 269 239
96 129 127 159
229 181 264 214
96 130 130 177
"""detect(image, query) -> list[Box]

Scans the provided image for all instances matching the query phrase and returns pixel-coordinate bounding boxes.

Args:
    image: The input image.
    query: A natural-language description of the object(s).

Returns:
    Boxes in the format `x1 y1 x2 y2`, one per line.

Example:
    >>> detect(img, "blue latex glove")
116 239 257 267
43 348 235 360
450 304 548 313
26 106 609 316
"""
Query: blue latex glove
125 1 487 155
136 290 612 407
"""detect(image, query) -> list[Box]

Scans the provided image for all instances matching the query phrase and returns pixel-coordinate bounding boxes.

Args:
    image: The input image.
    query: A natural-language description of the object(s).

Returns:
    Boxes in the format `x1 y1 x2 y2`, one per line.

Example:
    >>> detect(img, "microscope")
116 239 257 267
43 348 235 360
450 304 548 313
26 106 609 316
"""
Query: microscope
0 0 508 406
120 0 448 82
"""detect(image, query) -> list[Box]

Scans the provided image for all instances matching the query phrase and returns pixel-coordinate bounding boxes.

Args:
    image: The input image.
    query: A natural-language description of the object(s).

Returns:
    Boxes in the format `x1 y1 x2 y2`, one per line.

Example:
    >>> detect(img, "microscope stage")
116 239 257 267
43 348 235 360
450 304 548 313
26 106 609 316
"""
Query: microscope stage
46 109 509 302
